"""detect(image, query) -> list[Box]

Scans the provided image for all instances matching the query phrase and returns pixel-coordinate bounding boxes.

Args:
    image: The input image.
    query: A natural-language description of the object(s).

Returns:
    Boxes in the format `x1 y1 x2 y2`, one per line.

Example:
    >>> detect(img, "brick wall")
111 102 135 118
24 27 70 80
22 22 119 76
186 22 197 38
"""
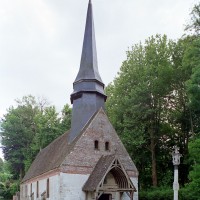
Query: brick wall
62 109 138 177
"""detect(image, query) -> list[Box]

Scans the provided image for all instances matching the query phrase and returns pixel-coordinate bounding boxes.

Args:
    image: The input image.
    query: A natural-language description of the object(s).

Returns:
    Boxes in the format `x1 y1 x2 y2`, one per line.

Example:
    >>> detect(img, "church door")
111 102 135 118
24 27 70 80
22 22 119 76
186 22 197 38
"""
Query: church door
98 194 112 200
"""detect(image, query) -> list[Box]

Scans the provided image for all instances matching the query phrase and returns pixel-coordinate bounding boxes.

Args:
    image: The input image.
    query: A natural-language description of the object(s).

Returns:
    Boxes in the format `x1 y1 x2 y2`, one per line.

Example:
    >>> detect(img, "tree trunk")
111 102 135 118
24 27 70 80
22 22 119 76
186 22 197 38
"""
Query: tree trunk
189 107 194 134
150 135 157 187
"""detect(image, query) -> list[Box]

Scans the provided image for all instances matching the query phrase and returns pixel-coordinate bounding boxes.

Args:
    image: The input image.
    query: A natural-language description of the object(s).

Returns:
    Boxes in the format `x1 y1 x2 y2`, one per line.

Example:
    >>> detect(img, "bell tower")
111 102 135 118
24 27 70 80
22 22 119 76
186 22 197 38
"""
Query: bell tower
69 0 107 143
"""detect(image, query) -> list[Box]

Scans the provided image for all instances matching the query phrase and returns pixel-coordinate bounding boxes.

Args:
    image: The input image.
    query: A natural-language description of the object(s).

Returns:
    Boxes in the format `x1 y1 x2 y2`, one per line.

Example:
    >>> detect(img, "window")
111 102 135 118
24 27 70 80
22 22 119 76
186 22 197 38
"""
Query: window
94 140 99 150
30 183 32 195
105 141 110 151
47 178 50 198
36 181 39 198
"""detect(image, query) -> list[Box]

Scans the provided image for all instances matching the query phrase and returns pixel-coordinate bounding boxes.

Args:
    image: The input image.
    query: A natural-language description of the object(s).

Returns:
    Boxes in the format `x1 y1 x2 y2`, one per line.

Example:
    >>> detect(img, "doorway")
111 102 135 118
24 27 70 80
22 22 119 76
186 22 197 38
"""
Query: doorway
98 194 112 200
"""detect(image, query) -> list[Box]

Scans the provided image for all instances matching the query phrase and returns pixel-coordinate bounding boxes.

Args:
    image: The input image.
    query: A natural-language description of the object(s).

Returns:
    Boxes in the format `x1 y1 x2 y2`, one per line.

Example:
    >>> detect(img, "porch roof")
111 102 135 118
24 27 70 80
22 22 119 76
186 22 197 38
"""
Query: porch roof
82 155 136 192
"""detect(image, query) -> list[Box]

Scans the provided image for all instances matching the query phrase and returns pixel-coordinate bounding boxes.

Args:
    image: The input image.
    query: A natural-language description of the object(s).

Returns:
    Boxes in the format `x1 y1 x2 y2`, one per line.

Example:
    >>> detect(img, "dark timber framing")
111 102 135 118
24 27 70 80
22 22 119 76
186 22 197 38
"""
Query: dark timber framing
83 155 136 200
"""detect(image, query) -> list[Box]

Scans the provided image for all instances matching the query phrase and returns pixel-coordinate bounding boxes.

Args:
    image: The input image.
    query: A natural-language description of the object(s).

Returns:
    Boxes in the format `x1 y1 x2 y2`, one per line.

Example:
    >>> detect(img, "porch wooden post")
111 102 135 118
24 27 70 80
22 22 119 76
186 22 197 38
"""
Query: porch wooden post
130 191 134 200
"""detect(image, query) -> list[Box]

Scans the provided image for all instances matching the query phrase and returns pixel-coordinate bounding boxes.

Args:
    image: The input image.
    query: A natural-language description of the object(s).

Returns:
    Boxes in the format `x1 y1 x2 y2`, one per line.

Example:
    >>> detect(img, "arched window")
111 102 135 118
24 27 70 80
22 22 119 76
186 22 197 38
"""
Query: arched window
94 140 99 150
105 141 110 151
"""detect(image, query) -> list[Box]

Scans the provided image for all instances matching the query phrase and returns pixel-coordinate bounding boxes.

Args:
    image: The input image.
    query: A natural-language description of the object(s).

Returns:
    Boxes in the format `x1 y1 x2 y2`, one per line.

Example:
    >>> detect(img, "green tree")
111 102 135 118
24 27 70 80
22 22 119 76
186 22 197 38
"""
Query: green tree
185 37 200 133
25 103 71 171
0 95 72 177
1 96 39 179
24 105 61 171
0 158 3 172
0 160 17 200
59 104 72 133
106 35 175 187
185 2 200 35
183 138 200 200
165 37 197 185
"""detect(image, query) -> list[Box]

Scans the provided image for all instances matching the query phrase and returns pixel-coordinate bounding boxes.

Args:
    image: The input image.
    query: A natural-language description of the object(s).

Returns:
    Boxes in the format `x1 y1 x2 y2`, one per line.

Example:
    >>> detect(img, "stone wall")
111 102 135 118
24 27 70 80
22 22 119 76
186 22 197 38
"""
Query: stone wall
20 174 60 200
60 173 88 200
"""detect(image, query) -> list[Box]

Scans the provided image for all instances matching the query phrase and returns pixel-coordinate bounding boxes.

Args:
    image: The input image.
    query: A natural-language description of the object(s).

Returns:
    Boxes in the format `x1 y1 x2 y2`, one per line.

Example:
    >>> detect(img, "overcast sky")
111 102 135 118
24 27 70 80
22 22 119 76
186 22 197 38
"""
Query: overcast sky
0 0 197 159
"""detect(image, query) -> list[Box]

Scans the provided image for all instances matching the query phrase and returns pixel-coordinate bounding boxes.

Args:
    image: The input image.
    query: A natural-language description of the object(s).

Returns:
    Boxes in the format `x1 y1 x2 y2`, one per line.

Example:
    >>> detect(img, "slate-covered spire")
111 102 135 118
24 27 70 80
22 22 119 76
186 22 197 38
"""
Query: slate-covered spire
69 0 107 143
74 0 102 83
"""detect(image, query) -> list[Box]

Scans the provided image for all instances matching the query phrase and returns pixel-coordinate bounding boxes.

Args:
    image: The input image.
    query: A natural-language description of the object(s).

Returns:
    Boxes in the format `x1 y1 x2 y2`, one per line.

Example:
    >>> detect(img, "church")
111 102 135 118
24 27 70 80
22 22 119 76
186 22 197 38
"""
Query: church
20 1 138 199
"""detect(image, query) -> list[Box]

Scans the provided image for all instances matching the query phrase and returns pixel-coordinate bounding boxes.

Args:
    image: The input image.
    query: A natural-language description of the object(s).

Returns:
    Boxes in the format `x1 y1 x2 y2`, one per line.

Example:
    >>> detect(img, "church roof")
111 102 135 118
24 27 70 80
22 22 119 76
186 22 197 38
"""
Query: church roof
82 155 115 191
22 131 71 182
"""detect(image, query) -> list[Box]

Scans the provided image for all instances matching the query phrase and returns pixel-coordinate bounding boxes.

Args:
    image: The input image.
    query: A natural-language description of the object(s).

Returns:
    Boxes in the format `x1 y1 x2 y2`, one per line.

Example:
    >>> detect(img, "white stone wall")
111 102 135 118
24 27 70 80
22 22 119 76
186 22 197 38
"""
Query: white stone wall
20 174 60 200
20 174 138 200
60 173 89 200
121 193 130 200
39 178 47 198
49 175 60 200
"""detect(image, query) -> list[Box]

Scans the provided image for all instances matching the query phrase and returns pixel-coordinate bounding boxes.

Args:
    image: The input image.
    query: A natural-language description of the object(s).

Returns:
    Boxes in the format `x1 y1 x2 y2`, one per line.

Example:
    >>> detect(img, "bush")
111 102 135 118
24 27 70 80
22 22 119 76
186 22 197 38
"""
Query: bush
140 186 199 200
140 187 173 200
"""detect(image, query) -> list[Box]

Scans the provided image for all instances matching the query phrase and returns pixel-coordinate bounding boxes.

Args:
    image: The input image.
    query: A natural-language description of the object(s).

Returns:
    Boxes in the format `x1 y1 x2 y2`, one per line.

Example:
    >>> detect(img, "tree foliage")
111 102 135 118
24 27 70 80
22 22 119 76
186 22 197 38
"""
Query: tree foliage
0 95 71 179
0 160 17 200
106 35 177 187
180 138 200 200
1 96 39 179
185 2 200 35
0 2 200 199
106 32 200 189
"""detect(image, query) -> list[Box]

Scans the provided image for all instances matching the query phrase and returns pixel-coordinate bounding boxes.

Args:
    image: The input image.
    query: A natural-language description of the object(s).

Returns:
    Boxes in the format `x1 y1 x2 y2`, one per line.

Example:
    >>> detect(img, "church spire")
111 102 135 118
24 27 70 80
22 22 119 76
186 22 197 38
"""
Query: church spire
69 0 106 143
74 0 102 83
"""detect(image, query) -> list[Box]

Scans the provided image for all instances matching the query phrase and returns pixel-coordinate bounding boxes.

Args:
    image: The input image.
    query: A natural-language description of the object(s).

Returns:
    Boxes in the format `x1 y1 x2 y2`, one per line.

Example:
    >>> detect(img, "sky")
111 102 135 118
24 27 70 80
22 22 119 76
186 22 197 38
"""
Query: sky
0 0 197 159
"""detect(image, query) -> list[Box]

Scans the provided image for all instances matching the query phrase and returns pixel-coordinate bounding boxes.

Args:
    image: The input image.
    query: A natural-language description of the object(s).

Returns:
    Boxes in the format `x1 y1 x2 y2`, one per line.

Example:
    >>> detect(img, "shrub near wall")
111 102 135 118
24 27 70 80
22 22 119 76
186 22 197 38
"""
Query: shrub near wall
140 187 173 200
140 187 198 200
